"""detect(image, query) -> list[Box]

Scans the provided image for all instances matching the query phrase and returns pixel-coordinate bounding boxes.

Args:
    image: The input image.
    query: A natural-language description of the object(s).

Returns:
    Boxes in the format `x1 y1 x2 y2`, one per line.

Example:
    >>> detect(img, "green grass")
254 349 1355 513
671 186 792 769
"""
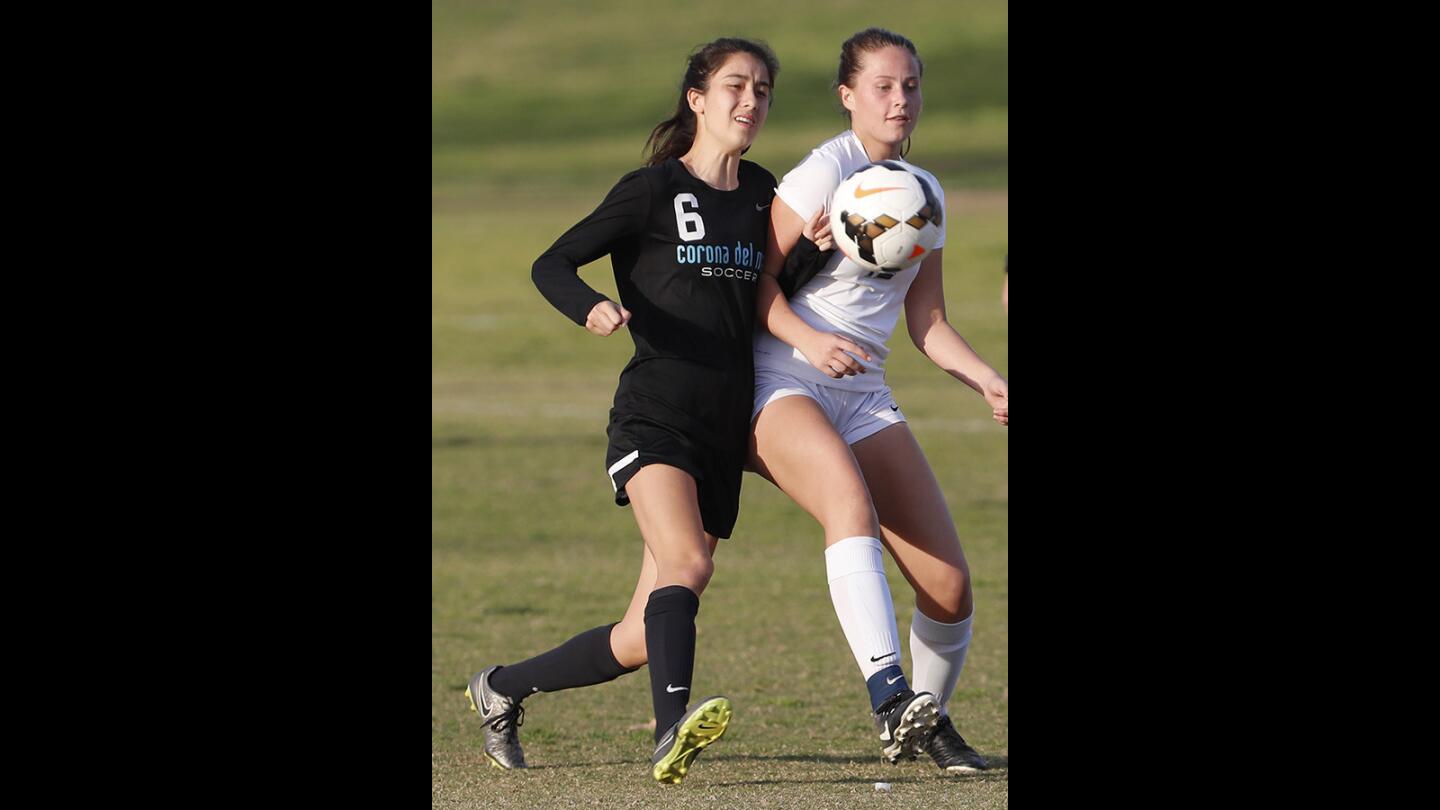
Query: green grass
432 0 1007 192
434 1 1006 805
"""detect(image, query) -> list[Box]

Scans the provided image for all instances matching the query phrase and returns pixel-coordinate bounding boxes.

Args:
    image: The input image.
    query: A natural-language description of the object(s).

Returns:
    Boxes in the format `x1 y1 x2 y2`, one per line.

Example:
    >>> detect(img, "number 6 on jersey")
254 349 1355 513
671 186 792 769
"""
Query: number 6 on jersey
674 193 706 242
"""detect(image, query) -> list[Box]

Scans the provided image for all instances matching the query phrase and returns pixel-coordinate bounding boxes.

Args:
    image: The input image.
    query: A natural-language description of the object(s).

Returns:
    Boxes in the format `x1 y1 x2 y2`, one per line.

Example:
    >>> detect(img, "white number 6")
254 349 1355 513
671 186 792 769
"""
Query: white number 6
673 193 705 242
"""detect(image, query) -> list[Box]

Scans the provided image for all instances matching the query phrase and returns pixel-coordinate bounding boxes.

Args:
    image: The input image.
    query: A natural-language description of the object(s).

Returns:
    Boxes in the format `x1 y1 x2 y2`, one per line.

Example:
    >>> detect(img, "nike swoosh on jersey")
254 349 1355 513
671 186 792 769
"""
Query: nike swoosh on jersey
755 202 770 211
854 184 906 198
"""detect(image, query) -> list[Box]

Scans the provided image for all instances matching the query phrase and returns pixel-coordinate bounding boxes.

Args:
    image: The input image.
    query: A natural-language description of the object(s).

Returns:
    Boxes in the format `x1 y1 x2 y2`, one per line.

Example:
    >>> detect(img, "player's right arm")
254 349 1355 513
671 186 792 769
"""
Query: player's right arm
532 171 647 336
582 300 631 337
756 198 871 378
775 209 834 297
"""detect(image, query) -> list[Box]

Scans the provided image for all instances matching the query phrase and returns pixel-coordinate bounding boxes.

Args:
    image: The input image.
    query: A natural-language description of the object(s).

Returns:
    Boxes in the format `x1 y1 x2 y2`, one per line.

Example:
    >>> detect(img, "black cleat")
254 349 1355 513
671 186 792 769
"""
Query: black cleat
465 666 528 770
922 713 988 773
873 689 939 763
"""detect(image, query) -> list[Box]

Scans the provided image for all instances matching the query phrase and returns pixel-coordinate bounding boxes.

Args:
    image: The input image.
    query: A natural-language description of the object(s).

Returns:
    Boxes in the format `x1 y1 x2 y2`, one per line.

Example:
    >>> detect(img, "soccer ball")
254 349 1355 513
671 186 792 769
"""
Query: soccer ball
828 161 943 277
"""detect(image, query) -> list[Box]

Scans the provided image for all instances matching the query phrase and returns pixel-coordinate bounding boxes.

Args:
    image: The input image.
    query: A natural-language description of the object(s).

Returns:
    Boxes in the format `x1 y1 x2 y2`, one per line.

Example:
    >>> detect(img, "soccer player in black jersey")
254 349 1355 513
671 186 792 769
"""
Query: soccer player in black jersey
465 38 780 785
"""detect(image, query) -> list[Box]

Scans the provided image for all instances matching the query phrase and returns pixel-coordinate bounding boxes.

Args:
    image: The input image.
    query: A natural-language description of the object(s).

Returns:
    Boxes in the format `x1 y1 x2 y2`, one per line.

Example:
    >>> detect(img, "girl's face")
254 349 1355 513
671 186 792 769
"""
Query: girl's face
840 45 922 147
689 52 772 153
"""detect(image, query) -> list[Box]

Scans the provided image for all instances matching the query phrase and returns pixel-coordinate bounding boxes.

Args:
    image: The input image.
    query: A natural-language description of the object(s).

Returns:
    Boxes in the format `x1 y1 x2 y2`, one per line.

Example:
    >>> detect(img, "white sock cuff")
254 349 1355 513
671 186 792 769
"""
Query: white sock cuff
911 607 974 649
824 536 885 582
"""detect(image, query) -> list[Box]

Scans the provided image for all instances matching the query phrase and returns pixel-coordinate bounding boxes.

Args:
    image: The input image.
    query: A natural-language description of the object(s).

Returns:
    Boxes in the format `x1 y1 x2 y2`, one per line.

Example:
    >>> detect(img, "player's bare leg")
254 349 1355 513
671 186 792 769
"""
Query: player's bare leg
609 530 719 669
749 394 878 544
751 396 938 762
624 464 731 783
852 422 987 772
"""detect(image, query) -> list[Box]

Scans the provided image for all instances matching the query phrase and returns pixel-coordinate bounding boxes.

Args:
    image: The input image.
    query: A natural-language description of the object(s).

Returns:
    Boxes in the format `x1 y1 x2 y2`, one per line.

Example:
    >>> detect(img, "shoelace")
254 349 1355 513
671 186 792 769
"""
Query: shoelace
927 718 972 754
874 689 915 718
491 703 525 739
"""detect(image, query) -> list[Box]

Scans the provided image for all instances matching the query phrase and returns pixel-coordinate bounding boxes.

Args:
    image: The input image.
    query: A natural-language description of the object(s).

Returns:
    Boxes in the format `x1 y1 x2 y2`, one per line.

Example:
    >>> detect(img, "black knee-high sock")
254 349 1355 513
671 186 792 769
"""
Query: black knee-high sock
489 622 639 700
644 585 700 743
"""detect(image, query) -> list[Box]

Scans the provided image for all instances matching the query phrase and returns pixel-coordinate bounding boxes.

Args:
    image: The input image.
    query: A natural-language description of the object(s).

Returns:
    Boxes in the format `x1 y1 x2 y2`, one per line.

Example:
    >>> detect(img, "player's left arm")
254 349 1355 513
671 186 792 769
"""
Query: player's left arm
904 248 1008 426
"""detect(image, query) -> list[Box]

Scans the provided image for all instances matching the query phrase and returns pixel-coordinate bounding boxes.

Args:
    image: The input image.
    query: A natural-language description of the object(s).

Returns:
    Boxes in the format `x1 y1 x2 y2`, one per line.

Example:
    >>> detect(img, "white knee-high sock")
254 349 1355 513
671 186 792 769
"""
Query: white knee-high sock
825 536 908 710
909 607 974 716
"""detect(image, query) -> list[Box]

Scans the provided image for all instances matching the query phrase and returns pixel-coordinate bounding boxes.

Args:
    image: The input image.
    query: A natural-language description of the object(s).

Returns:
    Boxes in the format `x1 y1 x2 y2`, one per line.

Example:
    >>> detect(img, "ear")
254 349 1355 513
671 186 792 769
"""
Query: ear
838 85 855 114
687 87 705 116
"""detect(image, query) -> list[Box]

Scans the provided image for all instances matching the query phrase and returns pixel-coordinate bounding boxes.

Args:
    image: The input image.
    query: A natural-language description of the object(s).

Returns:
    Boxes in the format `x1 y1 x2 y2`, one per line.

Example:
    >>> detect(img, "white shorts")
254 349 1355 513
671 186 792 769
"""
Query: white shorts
751 367 907 446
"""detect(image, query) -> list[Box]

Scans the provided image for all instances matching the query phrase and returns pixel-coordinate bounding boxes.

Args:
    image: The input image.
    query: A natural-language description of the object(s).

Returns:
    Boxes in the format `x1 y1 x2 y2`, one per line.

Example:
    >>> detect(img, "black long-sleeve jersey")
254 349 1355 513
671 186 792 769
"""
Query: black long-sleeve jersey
532 158 777 456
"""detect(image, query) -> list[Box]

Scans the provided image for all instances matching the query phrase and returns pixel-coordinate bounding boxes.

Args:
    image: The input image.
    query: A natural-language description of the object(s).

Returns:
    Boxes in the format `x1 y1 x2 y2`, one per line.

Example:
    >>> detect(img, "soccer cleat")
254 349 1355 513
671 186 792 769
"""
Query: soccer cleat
650 695 732 784
465 666 528 770
922 714 988 773
873 689 940 764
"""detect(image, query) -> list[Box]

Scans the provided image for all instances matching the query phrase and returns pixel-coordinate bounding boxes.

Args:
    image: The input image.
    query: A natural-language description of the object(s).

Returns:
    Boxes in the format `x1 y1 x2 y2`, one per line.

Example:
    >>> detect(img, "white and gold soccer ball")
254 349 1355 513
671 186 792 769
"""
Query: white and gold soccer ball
829 161 943 278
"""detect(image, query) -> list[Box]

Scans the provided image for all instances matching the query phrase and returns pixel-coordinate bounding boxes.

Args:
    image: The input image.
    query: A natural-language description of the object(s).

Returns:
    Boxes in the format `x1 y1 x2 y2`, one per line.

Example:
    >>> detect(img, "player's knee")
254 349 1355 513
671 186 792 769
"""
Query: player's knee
921 566 972 622
829 504 869 536
660 553 714 593
820 491 879 537
684 556 715 592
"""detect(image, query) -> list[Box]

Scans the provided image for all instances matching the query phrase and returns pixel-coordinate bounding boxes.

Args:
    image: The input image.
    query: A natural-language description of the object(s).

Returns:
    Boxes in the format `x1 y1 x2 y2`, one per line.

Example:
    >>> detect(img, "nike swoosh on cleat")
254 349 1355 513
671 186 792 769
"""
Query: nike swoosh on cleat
890 404 899 411
666 684 689 693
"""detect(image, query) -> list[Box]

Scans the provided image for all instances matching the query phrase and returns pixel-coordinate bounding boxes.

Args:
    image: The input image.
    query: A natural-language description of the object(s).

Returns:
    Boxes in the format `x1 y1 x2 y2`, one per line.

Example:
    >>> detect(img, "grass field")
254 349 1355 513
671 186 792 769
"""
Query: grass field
434 2 1006 805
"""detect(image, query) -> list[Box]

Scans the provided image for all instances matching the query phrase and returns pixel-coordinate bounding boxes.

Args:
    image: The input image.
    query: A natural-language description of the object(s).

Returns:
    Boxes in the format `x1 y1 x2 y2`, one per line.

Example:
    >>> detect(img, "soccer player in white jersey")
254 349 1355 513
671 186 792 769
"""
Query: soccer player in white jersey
748 28 1008 773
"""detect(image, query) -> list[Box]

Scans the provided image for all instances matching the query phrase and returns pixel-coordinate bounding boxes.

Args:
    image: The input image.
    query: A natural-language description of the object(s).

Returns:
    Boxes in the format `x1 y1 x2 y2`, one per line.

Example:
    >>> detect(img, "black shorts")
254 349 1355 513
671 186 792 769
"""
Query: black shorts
605 413 744 540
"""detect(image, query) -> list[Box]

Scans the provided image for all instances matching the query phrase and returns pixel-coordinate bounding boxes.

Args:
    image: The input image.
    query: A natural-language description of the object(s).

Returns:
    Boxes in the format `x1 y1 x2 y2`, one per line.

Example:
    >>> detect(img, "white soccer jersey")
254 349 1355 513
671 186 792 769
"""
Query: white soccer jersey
756 130 947 392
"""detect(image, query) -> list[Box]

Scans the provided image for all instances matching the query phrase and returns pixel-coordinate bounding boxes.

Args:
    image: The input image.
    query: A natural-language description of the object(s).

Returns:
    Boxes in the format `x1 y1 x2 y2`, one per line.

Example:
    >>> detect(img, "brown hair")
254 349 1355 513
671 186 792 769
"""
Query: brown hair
644 38 780 166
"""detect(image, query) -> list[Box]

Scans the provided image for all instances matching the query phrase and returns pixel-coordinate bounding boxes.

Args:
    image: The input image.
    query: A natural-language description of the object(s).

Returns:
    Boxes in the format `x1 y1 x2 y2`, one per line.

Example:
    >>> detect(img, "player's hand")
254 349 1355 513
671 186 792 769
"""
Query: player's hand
801 331 871 378
983 374 1008 426
585 300 631 337
802 208 835 252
